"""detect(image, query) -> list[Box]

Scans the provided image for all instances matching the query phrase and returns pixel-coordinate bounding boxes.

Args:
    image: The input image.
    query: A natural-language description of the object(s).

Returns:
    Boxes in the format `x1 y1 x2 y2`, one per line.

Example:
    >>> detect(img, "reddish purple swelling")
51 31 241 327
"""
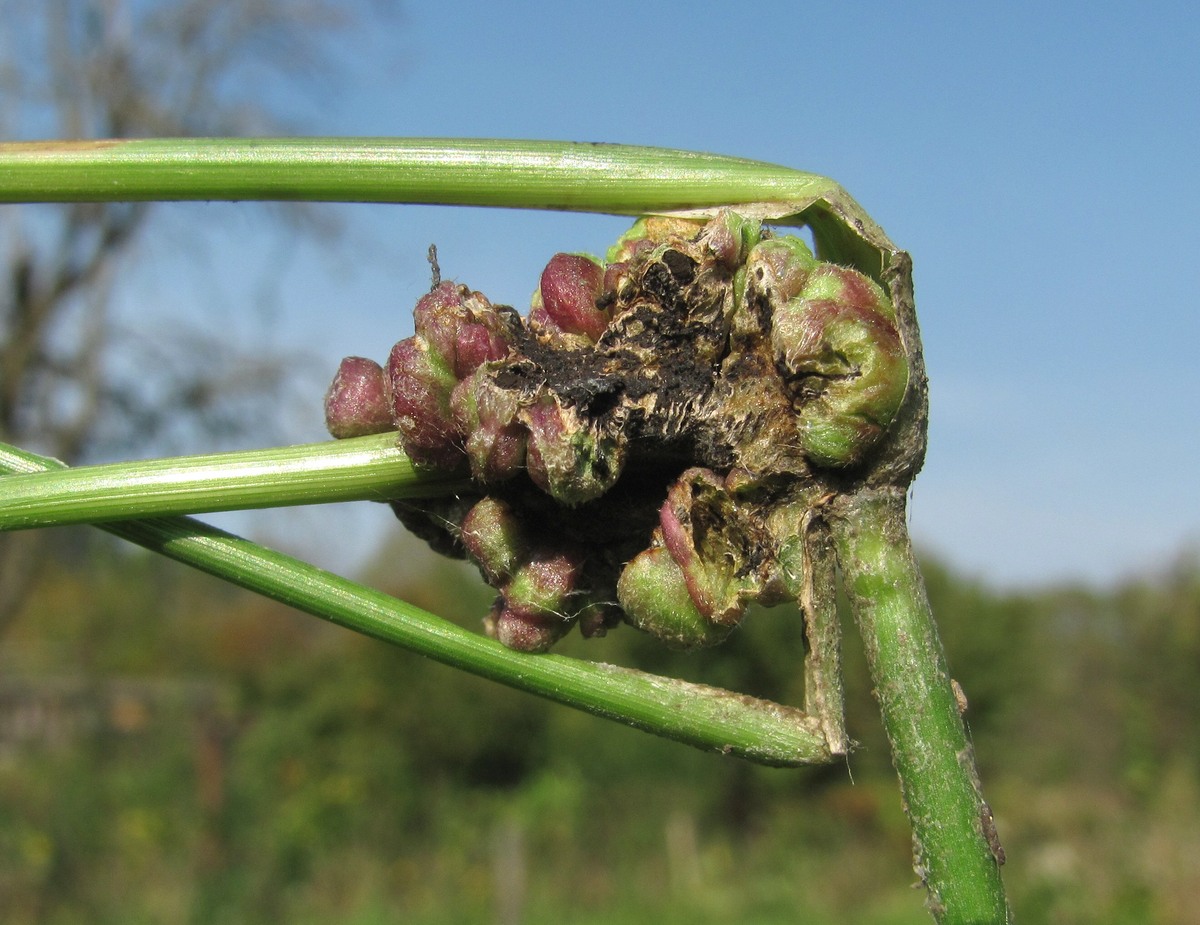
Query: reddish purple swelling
414 282 515 379
324 356 393 438
387 337 464 471
658 469 724 619
484 545 585 653
486 604 570 653
537 253 608 341
452 374 528 483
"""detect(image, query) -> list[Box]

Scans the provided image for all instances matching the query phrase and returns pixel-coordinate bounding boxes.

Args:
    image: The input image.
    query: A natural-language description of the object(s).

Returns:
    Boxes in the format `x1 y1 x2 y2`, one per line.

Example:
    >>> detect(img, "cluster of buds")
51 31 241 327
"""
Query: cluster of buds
323 281 521 469
325 211 909 651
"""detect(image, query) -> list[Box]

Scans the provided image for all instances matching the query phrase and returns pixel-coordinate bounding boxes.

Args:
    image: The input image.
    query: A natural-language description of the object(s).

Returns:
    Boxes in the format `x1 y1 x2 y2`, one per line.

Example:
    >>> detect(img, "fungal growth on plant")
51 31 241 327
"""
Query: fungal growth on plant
324 211 909 652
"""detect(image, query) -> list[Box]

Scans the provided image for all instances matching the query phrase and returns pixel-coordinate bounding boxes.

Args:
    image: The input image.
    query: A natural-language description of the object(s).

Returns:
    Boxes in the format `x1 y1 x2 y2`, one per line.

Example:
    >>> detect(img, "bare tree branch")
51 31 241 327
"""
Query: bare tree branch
0 0 402 634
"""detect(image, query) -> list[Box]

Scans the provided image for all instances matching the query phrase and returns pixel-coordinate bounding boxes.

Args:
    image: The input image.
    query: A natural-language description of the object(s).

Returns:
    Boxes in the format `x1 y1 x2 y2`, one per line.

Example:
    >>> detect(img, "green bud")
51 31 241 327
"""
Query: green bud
460 496 527 583
745 236 818 303
771 266 908 467
617 546 733 649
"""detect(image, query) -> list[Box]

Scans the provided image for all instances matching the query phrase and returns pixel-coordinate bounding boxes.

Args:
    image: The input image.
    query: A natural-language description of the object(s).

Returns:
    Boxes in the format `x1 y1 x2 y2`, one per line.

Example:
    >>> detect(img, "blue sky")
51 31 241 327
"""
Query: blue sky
125 1 1199 588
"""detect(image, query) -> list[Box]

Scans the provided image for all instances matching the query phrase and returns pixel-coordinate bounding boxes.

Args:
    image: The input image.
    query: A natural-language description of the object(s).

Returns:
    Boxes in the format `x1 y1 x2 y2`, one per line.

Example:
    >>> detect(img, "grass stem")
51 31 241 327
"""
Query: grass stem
0 439 831 767
0 433 463 530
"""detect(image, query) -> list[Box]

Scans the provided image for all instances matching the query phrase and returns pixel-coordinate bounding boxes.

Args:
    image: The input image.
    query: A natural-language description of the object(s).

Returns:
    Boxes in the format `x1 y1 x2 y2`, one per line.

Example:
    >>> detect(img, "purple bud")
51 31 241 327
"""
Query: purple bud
324 356 393 438
387 337 464 471
536 253 608 342
452 373 528 483
484 602 572 653
414 282 516 379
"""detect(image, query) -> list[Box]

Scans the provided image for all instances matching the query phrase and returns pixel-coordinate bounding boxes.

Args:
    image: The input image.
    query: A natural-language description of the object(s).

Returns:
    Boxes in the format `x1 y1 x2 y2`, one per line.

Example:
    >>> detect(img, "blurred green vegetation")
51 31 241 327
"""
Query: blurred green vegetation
1 529 1198 924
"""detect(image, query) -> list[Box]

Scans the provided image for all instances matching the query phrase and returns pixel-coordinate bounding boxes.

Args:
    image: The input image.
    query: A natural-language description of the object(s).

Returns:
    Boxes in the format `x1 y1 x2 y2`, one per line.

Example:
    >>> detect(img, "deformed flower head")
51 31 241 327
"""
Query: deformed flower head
332 210 914 652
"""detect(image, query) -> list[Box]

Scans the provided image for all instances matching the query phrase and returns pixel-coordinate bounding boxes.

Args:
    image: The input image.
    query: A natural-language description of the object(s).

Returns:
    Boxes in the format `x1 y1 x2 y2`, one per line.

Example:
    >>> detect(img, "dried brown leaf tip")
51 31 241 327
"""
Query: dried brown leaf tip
325 211 909 651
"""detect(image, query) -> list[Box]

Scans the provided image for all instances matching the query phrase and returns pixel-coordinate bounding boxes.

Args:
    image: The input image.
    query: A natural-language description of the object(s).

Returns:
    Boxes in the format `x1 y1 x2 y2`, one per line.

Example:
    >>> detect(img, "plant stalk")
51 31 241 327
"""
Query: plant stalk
0 138 892 277
0 433 463 530
0 440 830 767
830 487 1009 924
0 138 833 212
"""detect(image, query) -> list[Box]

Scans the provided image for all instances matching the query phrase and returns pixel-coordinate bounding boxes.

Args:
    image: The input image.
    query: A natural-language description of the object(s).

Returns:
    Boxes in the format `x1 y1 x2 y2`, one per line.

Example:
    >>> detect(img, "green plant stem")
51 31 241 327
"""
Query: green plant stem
0 433 465 530
0 138 891 277
831 487 1009 924
0 138 833 211
0 440 830 767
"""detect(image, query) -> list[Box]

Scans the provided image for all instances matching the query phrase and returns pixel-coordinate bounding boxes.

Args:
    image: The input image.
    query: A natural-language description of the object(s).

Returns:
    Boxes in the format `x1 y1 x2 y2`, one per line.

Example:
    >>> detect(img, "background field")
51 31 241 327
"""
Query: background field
2 530 1196 924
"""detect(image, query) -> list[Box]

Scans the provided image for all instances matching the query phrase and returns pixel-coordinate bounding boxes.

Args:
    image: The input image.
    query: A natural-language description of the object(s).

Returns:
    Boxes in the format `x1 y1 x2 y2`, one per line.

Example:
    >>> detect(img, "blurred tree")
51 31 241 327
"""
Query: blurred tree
1114 556 1200 783
0 0 400 635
